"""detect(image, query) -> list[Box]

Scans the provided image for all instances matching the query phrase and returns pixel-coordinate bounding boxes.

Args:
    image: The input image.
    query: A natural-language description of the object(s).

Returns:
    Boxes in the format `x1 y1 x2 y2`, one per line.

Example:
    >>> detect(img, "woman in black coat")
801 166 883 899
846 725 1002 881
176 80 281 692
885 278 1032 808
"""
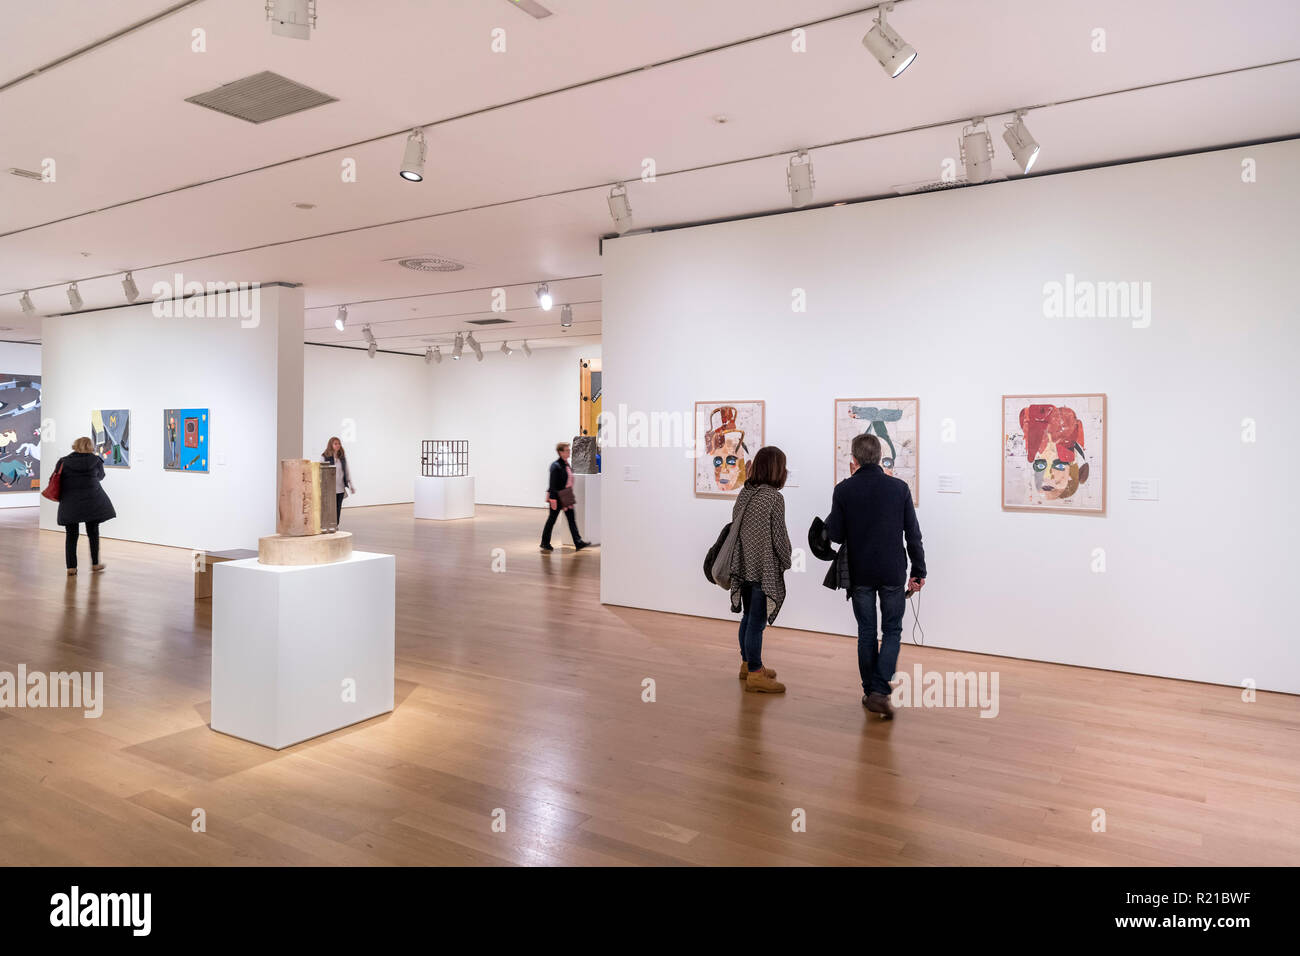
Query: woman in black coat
55 436 116 575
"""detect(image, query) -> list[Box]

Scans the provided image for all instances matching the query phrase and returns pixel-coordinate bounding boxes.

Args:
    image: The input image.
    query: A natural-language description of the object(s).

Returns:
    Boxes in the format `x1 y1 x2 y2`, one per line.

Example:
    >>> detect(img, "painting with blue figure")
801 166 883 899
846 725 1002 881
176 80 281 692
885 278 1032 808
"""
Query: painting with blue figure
162 408 209 473
0 374 42 492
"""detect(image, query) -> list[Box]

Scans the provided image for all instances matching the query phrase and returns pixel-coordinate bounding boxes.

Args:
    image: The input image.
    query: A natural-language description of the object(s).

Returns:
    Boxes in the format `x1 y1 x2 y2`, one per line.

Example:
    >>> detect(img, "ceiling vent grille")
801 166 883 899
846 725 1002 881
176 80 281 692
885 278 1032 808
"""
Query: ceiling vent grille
466 318 513 325
395 256 466 273
185 71 337 124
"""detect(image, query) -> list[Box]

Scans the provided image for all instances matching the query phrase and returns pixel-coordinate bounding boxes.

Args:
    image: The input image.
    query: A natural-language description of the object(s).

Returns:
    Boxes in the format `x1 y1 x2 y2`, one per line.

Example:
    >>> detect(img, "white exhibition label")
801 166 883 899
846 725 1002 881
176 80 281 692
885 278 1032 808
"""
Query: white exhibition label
937 473 962 494
1129 479 1159 501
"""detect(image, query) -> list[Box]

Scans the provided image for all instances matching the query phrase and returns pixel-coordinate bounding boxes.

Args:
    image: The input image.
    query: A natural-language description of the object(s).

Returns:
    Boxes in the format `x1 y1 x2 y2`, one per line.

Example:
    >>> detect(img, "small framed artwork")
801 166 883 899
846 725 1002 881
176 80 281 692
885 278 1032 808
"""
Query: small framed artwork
694 401 764 498
834 397 919 505
1002 393 1106 515
91 409 130 468
163 408 210 473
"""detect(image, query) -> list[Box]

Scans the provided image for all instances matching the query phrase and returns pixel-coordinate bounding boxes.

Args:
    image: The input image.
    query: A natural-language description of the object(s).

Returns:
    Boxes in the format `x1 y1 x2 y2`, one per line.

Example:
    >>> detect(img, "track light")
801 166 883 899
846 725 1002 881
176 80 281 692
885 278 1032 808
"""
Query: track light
424 347 434 365
960 118 994 185
67 283 83 311
19 292 35 316
432 346 442 364
1003 110 1041 174
121 272 139 304
522 340 532 357
335 306 348 331
560 304 573 329
452 332 464 360
500 341 513 356
268 0 317 40
608 183 633 234
862 4 917 78
466 332 483 361
787 150 815 207
362 324 375 345
536 283 553 311
400 129 427 182
367 341 377 359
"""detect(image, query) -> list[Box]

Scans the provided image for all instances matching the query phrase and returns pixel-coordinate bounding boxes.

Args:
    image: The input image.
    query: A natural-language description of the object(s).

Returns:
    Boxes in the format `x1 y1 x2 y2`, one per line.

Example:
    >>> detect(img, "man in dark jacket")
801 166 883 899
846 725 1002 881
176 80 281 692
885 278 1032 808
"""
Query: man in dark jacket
826 433 926 718
541 442 591 553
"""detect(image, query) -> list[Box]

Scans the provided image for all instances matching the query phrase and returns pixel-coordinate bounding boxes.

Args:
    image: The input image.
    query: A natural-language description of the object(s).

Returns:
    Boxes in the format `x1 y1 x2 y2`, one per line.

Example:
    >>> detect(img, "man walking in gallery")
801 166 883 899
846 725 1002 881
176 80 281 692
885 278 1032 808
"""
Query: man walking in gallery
541 441 592 552
826 433 926 718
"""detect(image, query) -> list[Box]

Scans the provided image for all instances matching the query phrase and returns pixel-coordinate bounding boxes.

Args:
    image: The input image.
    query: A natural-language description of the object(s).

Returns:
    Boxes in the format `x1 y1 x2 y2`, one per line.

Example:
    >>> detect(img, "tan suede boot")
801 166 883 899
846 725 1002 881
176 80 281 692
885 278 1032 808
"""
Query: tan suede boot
738 662 777 680
744 670 786 694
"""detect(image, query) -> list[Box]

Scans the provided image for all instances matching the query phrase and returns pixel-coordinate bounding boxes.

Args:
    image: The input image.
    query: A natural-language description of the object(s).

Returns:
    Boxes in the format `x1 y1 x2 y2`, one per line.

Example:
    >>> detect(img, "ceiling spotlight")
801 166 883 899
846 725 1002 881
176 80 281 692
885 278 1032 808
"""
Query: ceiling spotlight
399 129 427 182
522 340 532 357
862 3 917 78
787 150 815 207
367 341 377 359
608 183 633 234
452 332 464 360
432 346 442 364
424 347 434 365
1003 110 1041 174
536 283 553 311
67 282 83 311
960 118 994 184
19 292 35 316
560 304 573 329
466 332 483 361
335 305 348 331
500 341 513 356
121 272 139 304
362 323 375 345
268 0 316 40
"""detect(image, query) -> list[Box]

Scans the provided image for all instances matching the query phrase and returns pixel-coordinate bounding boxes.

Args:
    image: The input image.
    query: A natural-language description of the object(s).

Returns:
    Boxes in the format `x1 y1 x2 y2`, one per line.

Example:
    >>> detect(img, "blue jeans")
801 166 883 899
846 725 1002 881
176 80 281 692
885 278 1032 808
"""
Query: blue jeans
851 584 905 696
738 582 766 672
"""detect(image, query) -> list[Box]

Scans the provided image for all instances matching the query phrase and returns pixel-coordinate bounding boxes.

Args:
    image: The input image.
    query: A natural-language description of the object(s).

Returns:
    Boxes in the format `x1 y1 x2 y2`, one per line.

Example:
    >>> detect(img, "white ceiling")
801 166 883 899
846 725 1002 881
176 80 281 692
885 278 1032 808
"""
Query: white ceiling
1 0 1297 351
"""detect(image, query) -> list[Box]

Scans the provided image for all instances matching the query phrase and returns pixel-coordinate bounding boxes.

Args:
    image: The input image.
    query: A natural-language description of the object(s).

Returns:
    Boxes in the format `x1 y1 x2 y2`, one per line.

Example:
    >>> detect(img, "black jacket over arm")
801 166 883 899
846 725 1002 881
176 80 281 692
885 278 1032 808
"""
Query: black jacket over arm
546 458 567 498
825 464 925 587
55 452 117 527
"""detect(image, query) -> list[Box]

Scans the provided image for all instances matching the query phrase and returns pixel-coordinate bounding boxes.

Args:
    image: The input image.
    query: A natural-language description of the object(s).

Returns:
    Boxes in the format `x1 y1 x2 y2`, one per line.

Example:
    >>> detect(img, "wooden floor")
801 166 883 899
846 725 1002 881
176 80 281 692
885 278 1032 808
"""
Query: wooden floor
1 503 1297 866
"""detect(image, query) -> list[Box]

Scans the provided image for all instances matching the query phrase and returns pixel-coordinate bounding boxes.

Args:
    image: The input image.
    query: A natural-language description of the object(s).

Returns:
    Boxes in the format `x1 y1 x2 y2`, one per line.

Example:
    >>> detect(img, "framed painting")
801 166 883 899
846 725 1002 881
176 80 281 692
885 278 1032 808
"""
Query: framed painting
0 374 41 492
91 409 130 468
694 400 764 498
834 397 919 505
1002 393 1106 515
163 408 209 473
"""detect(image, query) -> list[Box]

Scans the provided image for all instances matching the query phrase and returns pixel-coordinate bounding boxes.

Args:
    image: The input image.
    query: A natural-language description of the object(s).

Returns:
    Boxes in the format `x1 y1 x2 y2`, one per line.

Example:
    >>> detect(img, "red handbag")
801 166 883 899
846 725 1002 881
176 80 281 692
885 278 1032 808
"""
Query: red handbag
41 461 63 502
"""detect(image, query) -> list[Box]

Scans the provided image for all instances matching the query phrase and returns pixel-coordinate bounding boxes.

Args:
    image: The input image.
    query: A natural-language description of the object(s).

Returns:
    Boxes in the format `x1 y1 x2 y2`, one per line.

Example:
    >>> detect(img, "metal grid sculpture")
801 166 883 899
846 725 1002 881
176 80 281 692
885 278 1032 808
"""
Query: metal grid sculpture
421 440 469 477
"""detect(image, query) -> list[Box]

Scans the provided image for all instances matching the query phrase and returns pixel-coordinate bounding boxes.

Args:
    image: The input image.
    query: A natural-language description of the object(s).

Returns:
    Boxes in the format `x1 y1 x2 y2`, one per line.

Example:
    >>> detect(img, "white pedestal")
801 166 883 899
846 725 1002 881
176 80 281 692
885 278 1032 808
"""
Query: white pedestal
572 473 601 545
414 475 475 520
211 551 395 750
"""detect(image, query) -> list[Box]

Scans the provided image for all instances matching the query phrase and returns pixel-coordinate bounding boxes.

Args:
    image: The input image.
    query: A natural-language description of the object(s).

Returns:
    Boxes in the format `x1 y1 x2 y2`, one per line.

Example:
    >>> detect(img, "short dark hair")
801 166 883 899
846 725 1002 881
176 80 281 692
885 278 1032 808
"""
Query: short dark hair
556 442 570 454
747 446 787 490
852 433 881 467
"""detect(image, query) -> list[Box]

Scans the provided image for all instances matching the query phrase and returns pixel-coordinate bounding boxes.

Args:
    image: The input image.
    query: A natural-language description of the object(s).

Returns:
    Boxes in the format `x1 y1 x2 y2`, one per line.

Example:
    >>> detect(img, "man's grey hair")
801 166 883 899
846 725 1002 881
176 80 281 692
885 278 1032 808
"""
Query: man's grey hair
852 433 882 467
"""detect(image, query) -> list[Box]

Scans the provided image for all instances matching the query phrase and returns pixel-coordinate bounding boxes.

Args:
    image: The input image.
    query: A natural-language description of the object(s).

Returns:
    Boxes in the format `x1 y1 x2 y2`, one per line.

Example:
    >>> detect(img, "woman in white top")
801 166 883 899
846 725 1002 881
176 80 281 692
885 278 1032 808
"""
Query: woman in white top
321 436 356 525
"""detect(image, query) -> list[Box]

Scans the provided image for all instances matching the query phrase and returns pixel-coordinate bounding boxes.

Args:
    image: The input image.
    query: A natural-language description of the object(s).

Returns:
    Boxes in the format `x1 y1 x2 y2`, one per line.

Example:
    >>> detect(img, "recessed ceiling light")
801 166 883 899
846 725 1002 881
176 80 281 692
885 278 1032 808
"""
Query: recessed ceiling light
713 115 730 125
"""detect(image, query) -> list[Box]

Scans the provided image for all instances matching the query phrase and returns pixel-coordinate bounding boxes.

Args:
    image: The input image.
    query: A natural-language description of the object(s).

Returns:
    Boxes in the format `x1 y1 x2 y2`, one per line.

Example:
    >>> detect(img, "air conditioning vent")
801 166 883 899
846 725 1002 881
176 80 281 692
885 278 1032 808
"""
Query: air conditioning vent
504 0 554 19
466 318 513 325
185 71 337 124
395 256 465 273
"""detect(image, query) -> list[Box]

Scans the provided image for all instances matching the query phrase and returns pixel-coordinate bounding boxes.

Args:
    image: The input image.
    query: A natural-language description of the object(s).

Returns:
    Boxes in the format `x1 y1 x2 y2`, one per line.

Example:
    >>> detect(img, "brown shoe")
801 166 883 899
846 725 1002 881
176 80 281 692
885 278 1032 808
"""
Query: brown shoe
738 662 777 680
745 670 786 694
864 692 894 719
91 564 106 573
66 568 77 577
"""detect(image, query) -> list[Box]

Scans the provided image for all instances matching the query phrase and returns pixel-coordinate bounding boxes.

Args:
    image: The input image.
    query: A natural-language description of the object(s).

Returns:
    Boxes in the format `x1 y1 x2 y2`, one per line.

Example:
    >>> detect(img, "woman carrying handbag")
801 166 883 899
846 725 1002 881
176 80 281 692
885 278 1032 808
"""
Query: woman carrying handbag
50 437 117 575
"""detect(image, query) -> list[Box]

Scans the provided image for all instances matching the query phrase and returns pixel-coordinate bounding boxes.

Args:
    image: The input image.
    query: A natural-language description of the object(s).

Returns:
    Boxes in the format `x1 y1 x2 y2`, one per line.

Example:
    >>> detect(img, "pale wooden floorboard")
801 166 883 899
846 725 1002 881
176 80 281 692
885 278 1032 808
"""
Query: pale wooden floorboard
0 503 1296 866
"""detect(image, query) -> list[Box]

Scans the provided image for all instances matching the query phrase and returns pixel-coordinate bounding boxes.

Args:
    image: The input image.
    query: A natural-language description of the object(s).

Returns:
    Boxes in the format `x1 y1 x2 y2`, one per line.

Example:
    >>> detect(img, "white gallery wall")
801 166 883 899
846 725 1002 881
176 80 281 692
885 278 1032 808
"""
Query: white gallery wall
0 341 41 510
428 342 601 508
601 139 1299 694
38 285 304 551
302 344 434 508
